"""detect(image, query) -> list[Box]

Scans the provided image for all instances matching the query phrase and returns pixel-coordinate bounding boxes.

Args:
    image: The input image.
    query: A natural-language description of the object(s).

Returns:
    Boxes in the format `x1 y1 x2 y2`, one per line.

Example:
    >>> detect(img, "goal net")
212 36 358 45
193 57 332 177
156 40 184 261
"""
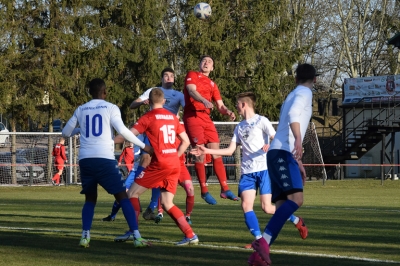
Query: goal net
187 121 327 183
0 132 80 185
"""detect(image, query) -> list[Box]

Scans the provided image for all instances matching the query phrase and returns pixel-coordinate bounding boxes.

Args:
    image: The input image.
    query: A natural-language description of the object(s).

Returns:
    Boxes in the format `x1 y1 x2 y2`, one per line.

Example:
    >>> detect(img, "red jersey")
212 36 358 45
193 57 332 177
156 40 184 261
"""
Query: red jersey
52 143 67 161
118 146 134 171
133 108 185 168
183 71 222 115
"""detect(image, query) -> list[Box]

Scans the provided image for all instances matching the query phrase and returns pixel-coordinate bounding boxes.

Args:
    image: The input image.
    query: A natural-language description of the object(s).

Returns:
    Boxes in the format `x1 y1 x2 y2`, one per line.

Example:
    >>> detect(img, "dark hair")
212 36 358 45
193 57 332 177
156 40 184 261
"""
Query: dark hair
237 92 256 108
161 67 175 78
200 55 214 63
88 78 106 97
149 87 164 105
295 63 317 83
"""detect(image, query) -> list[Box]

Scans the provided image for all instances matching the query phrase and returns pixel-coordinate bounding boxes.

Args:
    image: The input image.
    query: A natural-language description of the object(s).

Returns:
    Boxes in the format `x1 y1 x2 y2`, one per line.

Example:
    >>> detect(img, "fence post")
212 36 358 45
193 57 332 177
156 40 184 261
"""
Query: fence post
67 136 73 185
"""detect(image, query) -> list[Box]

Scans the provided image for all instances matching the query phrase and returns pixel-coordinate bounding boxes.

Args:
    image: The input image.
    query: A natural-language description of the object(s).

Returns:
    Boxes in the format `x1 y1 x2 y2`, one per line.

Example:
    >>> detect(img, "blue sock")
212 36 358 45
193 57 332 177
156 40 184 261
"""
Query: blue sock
244 211 261 238
148 188 161 210
125 170 136 188
120 198 138 231
82 201 95 231
110 200 120 218
134 166 145 179
287 214 296 223
264 200 299 245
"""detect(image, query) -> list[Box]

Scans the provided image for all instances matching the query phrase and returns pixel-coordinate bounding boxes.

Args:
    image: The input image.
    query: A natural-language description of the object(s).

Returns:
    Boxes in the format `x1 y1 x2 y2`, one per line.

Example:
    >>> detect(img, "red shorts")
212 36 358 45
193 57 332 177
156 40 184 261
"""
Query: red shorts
183 111 220 146
54 158 65 170
135 164 180 194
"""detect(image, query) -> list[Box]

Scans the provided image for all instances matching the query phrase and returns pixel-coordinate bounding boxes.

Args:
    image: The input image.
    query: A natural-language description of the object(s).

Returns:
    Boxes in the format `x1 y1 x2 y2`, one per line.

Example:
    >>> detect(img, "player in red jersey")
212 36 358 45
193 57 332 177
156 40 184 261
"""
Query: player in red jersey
51 137 67 186
183 55 238 205
118 142 134 173
114 88 199 245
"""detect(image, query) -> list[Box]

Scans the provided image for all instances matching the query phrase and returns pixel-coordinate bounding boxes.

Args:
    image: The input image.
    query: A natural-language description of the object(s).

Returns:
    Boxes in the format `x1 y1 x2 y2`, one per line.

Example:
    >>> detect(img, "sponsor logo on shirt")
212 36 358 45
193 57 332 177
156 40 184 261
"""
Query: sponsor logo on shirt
155 114 174 120
162 148 177 154
82 106 107 110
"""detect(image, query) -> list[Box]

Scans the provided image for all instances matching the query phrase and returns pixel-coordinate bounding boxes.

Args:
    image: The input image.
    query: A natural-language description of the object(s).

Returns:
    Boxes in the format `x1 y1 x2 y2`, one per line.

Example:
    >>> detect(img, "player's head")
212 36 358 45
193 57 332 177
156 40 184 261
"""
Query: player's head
149 87 165 106
236 92 256 114
199 55 214 75
295 63 318 84
88 78 107 99
161 67 175 89
59 137 65 144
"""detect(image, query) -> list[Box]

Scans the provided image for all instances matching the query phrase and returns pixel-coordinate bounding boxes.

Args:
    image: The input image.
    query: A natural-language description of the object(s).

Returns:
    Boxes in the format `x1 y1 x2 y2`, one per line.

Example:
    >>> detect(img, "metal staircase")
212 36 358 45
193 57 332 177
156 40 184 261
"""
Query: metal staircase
320 95 400 164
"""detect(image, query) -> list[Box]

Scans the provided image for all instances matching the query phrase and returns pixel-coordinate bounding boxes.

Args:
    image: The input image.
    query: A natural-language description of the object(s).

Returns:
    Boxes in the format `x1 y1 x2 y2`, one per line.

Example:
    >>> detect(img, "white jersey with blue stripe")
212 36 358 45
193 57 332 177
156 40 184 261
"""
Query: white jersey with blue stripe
139 87 184 114
231 114 276 174
269 85 313 152
62 99 145 160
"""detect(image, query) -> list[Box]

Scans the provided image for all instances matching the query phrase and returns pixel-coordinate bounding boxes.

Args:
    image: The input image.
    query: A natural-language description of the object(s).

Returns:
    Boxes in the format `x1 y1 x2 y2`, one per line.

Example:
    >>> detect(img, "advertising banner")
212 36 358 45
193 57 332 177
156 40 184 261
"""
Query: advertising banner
343 75 400 105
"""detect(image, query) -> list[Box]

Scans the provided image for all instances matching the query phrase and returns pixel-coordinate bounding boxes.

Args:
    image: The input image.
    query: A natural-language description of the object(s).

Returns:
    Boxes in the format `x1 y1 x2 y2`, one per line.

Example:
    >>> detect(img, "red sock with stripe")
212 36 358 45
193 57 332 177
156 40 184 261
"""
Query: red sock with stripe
167 205 195 238
195 162 208 194
129 197 140 223
185 195 194 217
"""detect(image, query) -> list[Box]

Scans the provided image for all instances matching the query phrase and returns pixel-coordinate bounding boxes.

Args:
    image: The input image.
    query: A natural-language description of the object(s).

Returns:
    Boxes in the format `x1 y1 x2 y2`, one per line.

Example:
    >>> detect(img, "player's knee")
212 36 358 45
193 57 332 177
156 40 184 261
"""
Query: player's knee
161 202 174 212
183 182 194 195
261 203 275 214
241 201 253 213
288 193 304 207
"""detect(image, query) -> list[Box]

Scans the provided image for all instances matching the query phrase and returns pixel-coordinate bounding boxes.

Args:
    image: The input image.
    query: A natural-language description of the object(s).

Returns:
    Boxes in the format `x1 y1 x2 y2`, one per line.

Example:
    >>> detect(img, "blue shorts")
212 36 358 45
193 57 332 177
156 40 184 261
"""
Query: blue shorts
140 134 151 155
267 149 303 203
238 170 271 196
79 158 125 195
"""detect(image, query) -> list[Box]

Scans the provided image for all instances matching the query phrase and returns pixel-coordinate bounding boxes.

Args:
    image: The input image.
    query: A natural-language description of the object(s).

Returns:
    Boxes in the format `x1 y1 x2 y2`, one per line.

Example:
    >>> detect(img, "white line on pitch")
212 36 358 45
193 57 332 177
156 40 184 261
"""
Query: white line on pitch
0 226 399 264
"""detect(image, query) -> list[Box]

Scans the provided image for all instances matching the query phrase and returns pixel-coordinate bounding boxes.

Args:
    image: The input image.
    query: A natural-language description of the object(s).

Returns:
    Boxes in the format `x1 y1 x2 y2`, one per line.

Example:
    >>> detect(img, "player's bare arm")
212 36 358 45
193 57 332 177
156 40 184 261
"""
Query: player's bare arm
129 98 149 109
177 131 190 157
297 159 307 185
191 141 237 157
290 122 302 160
186 84 214 109
215 99 235 121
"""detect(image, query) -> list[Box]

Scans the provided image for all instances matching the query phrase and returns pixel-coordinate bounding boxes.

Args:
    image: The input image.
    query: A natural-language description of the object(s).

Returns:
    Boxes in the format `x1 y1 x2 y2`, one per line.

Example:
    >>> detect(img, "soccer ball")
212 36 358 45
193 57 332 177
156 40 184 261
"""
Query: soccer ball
194 2 212 20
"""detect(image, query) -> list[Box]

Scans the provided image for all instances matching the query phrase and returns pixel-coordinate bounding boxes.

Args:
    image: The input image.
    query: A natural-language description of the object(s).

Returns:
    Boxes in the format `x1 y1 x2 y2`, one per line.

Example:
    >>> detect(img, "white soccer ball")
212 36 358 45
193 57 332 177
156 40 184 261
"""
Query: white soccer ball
194 2 212 20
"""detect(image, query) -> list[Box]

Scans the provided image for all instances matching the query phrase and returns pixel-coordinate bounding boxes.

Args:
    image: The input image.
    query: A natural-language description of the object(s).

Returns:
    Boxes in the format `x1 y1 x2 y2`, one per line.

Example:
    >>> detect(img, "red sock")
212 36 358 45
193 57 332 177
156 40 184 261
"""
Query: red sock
52 173 60 184
213 157 229 191
195 162 208 194
167 205 195 238
186 195 194 217
129 197 140 223
157 197 163 214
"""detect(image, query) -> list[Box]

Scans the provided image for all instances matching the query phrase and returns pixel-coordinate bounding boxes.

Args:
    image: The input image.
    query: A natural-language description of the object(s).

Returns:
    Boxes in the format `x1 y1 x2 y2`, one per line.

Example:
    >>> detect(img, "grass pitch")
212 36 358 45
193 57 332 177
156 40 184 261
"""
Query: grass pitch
0 179 399 266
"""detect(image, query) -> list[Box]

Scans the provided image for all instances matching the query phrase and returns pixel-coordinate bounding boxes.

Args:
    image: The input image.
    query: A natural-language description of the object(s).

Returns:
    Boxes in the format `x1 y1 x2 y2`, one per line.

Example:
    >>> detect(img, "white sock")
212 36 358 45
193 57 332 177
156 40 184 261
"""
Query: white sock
255 235 262 240
293 217 299 224
262 232 272 245
82 230 90 239
133 230 141 239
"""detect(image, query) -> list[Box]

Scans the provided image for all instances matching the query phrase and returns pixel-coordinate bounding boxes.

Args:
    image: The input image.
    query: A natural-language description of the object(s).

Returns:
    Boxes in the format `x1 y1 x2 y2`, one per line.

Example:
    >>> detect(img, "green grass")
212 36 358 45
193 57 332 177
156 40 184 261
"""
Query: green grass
0 179 400 266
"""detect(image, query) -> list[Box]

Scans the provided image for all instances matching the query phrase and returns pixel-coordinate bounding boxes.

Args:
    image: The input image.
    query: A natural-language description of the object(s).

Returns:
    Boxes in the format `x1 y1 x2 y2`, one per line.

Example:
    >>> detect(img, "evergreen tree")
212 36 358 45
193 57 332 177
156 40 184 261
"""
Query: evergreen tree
175 0 304 121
